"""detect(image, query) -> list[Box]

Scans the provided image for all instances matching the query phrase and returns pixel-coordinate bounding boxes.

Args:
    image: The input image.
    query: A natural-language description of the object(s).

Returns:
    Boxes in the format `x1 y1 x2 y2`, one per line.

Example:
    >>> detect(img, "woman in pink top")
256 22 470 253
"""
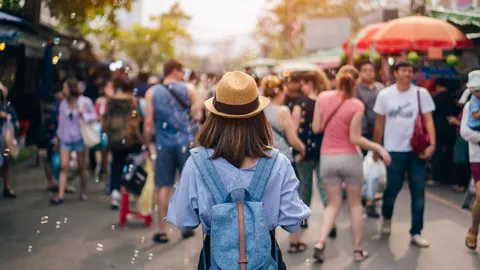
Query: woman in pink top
311 65 391 263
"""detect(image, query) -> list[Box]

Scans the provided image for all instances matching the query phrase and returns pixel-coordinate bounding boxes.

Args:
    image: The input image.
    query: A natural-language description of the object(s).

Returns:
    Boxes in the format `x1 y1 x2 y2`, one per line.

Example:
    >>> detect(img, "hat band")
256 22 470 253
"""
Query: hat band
213 96 260 115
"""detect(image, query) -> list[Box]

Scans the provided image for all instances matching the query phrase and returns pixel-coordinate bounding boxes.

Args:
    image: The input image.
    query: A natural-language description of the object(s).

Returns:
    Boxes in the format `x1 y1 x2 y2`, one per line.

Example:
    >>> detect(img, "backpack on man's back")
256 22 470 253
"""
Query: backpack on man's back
190 147 281 270
103 96 142 151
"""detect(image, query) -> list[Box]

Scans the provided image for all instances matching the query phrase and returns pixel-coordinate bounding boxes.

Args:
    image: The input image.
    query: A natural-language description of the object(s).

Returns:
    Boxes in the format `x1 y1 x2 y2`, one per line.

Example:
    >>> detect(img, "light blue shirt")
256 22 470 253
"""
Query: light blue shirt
165 149 311 234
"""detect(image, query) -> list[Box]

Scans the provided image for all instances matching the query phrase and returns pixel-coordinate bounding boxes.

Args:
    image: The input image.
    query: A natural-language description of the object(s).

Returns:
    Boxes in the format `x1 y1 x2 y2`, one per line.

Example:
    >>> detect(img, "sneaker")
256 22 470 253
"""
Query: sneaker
111 190 121 210
366 205 380 219
380 219 391 234
411 234 430 248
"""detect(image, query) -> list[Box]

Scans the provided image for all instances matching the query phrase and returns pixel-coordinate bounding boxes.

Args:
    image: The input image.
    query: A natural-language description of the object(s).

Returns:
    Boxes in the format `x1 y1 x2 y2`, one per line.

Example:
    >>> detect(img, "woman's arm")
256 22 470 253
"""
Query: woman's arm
350 111 391 165
165 158 200 232
279 107 305 156
312 98 322 134
291 105 302 132
80 98 98 123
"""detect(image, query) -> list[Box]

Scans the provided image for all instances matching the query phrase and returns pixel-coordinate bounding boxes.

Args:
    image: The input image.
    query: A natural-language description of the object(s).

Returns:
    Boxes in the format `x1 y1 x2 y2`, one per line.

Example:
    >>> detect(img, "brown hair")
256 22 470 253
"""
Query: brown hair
163 59 184 77
66 79 81 98
261 75 284 99
302 71 330 95
337 65 359 98
196 113 273 168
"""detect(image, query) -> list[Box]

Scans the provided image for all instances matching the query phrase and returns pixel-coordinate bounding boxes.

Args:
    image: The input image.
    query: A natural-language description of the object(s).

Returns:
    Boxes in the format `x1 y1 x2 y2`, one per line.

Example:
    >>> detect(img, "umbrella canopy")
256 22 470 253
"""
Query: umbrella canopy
274 61 318 73
373 15 473 53
347 23 387 52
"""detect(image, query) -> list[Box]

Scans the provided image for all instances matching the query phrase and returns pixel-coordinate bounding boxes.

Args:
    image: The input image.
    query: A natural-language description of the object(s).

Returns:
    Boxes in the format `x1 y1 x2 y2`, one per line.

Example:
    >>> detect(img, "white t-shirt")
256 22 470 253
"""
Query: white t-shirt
373 84 435 152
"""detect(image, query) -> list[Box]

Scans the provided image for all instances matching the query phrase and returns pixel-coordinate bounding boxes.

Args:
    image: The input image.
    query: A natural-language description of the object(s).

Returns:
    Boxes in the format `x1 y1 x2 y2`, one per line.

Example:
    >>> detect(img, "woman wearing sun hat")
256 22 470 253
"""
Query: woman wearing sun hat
461 70 480 250
165 71 311 269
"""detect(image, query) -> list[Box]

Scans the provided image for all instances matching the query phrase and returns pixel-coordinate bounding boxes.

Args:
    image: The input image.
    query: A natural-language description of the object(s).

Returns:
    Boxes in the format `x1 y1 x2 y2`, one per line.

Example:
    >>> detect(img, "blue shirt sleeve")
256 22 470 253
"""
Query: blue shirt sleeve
277 157 312 233
165 157 200 232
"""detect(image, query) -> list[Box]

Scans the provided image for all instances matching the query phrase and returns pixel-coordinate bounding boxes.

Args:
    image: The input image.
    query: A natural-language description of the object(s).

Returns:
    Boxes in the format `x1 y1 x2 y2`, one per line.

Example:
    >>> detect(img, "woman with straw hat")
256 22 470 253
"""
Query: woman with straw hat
166 71 311 269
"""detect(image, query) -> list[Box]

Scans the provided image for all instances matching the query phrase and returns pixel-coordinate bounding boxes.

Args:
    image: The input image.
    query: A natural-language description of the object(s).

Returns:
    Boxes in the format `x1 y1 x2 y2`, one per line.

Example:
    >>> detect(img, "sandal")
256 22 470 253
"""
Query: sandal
288 242 308 254
313 243 326 263
465 228 478 251
3 188 17 199
49 197 64 205
353 250 369 262
153 233 169 244
79 193 88 201
182 231 195 239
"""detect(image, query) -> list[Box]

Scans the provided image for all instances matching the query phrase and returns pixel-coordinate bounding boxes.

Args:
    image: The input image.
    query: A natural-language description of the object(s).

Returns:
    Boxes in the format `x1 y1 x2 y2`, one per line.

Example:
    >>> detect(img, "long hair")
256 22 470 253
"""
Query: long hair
66 79 81 98
196 113 273 168
337 65 359 98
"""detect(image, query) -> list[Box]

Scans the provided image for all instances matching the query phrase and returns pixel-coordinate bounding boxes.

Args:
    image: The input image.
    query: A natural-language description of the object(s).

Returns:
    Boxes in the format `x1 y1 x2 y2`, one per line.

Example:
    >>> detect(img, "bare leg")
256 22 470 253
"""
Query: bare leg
346 185 364 252
45 160 56 188
77 150 88 196
157 186 172 234
316 185 342 248
470 182 480 233
2 160 11 190
58 149 71 199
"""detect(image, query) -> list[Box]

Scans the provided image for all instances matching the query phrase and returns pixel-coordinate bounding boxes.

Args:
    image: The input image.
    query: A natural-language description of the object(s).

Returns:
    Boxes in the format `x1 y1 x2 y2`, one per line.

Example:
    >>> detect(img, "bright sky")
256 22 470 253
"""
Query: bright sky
143 0 267 55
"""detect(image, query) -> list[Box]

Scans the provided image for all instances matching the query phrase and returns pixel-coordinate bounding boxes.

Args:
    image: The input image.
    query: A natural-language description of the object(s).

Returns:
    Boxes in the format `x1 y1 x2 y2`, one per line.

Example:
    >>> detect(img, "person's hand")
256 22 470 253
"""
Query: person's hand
53 139 59 152
77 107 84 117
419 145 435 160
372 151 381 162
446 116 459 126
378 149 391 166
0 111 9 119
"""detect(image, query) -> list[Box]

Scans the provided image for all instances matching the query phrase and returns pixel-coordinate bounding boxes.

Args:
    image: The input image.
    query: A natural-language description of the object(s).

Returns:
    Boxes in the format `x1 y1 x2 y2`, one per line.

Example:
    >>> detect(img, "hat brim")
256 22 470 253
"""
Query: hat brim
467 83 480 91
205 96 270 119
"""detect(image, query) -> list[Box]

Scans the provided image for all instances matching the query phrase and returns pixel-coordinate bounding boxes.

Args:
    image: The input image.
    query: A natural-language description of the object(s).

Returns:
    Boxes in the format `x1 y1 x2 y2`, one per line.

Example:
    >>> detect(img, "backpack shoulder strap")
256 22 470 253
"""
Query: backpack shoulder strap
190 147 228 204
247 149 279 201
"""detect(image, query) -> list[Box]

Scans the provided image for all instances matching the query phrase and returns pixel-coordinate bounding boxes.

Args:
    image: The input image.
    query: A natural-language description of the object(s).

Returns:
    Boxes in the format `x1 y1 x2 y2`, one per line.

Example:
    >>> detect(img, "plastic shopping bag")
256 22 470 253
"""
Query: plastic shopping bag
136 158 155 216
362 151 387 199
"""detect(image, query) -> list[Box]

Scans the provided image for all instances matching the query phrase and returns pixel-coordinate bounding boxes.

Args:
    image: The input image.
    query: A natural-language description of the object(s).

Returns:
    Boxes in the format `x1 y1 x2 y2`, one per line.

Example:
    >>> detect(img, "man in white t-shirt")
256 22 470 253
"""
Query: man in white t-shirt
373 61 436 248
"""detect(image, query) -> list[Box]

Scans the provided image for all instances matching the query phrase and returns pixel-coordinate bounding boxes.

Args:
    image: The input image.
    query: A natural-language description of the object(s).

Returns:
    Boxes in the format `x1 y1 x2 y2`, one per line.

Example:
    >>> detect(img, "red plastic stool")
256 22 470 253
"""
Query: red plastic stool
119 188 152 228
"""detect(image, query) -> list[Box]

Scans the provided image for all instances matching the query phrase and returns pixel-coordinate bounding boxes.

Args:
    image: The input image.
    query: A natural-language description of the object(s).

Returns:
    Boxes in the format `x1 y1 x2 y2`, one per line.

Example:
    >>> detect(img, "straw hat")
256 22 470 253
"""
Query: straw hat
205 71 270 119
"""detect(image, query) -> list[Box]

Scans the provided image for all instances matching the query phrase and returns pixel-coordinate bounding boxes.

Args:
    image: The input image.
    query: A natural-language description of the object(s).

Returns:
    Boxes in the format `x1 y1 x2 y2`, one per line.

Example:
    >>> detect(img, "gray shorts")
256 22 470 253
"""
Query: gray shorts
320 153 363 186
155 146 190 187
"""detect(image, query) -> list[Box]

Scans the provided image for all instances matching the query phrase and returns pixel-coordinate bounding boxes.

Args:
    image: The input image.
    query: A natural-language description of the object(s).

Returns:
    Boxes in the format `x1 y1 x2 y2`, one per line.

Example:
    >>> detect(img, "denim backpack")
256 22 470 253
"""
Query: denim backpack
190 147 279 270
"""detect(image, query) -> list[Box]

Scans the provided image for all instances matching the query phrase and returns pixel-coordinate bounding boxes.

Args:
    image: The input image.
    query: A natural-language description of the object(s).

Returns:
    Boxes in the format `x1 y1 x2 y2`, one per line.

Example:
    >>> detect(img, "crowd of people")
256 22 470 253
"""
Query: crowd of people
2 57 480 267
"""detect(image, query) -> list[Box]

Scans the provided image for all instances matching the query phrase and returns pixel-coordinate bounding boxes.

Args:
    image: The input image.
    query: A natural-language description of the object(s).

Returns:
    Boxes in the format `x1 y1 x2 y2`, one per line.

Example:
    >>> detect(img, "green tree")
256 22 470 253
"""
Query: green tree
0 0 23 13
255 0 382 58
117 2 191 72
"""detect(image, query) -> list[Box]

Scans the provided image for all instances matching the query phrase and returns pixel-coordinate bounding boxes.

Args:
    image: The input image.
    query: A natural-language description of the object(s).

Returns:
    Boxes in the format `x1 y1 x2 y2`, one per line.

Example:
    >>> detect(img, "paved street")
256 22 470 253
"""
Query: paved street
1 160 480 270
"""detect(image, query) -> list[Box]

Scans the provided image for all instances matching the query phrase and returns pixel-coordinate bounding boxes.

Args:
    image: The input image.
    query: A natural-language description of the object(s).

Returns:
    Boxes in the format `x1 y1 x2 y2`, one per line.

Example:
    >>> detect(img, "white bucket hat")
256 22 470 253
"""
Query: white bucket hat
467 70 480 91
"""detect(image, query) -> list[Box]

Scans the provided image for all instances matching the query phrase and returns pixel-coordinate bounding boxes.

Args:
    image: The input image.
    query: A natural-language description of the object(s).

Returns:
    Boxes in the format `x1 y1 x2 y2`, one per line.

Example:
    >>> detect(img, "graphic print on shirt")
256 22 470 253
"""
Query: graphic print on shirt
387 102 414 119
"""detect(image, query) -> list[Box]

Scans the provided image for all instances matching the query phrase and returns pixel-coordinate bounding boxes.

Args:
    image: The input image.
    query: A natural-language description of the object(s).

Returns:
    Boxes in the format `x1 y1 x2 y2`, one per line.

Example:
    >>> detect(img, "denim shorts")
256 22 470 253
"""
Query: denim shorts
155 146 190 187
61 140 85 152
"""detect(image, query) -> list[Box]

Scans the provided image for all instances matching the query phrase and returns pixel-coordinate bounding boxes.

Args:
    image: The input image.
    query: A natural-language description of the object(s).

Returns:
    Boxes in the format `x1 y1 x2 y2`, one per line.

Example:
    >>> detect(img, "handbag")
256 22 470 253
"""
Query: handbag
78 99 101 148
410 89 430 156
121 152 147 196
79 119 101 148
2 119 19 159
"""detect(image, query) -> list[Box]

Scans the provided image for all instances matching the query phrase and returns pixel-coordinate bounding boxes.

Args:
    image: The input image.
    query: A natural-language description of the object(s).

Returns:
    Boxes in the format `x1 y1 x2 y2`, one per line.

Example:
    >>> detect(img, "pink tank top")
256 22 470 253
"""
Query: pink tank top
316 91 364 155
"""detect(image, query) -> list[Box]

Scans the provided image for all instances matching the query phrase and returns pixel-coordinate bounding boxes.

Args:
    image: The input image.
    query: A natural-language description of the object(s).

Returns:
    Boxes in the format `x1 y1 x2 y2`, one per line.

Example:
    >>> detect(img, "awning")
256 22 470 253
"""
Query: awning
430 8 480 28
430 8 480 44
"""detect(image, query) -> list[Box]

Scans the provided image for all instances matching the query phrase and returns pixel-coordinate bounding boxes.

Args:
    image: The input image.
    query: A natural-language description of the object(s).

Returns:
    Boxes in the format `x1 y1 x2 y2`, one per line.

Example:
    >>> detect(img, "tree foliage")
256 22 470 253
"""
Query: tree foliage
254 0 383 59
44 0 132 36
117 2 191 72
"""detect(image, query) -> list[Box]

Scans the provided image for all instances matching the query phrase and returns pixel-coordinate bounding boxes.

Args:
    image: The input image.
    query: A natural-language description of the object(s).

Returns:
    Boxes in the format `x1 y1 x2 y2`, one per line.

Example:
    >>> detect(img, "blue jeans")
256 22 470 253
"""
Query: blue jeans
382 152 426 235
